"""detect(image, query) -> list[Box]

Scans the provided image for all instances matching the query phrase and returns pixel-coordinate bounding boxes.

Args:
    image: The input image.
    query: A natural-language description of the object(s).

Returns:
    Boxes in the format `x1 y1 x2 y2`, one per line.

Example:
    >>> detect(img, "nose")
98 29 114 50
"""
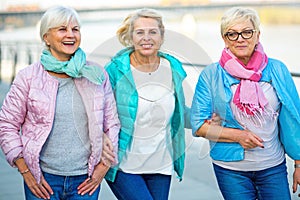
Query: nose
66 28 75 37
143 33 151 40
236 33 245 42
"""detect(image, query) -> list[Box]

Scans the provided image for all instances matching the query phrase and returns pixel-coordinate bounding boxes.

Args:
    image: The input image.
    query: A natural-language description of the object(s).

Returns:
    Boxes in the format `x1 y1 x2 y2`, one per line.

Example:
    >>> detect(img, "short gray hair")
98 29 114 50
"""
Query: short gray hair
117 8 165 47
220 7 260 36
40 6 81 43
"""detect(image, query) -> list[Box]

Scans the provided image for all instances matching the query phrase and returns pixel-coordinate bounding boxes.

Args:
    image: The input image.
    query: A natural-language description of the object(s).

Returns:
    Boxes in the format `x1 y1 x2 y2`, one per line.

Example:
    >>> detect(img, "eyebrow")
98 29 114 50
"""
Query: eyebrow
227 27 254 32
134 27 159 31
54 25 80 29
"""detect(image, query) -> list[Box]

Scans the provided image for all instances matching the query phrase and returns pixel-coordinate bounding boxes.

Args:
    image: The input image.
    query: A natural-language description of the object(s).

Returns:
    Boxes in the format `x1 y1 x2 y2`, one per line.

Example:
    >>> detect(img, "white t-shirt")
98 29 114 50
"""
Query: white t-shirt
119 58 175 175
213 82 285 171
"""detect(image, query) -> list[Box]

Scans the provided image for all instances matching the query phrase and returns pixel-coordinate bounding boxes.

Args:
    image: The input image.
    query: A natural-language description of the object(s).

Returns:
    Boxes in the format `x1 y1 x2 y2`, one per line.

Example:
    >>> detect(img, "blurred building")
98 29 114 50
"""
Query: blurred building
1 0 299 11
161 0 210 6
161 0 299 6
0 0 161 11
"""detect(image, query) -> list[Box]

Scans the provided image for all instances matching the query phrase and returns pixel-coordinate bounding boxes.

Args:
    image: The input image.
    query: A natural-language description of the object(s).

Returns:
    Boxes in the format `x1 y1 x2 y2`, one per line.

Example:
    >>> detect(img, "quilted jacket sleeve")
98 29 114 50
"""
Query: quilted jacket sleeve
102 70 120 165
0 68 30 166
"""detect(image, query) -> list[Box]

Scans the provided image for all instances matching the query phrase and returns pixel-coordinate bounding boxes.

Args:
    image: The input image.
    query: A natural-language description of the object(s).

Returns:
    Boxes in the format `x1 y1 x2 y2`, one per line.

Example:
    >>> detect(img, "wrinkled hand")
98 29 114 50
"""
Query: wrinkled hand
102 134 115 166
77 162 109 196
23 172 53 199
236 130 264 149
209 113 222 125
293 168 300 197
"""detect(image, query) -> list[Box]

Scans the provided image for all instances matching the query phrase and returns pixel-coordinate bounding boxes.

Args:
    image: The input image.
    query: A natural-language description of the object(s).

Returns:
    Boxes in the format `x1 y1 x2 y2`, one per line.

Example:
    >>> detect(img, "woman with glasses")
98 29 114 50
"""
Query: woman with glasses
191 7 300 199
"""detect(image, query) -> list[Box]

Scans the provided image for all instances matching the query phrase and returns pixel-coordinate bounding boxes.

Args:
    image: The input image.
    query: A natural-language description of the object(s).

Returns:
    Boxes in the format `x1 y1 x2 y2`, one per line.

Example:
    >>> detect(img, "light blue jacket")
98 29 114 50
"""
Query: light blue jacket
105 48 190 182
191 58 300 161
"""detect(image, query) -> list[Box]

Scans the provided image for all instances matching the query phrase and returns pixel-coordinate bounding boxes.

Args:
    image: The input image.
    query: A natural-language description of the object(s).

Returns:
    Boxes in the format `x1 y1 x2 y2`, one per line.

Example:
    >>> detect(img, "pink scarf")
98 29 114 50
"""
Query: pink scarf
219 43 268 115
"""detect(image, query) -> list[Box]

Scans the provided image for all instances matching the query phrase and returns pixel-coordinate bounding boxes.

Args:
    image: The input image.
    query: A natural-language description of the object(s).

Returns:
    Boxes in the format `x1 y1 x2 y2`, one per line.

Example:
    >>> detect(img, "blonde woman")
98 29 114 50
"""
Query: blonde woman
104 8 190 200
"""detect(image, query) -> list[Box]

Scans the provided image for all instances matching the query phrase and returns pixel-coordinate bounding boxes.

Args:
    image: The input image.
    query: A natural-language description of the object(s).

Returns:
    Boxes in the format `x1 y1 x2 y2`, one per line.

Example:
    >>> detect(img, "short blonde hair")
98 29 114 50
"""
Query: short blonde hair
40 6 81 44
117 8 165 47
220 7 260 36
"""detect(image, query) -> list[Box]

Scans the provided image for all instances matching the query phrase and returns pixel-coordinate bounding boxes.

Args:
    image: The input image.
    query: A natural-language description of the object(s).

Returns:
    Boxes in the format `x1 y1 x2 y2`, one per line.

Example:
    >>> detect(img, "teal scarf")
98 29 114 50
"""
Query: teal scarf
41 48 104 85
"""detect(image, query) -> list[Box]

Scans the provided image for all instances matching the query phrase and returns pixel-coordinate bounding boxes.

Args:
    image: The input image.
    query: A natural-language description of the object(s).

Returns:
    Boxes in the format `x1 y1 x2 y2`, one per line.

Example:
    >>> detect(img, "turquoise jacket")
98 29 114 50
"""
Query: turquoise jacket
105 48 190 182
191 58 300 161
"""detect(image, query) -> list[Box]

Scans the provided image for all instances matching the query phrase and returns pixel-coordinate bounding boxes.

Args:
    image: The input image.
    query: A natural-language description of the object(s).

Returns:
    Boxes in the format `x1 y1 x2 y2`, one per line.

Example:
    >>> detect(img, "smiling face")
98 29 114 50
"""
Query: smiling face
223 19 260 65
131 17 162 58
43 20 81 61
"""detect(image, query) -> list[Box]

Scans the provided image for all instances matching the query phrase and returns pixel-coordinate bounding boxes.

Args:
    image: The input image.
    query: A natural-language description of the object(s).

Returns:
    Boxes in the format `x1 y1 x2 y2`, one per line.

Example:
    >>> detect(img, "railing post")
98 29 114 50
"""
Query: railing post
0 41 2 82
11 48 17 84
27 47 32 65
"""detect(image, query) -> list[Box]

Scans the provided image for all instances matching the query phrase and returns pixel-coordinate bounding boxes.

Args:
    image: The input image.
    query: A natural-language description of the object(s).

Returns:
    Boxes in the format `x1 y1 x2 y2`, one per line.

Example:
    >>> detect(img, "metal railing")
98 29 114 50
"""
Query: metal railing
182 62 300 78
0 41 299 85
0 41 42 83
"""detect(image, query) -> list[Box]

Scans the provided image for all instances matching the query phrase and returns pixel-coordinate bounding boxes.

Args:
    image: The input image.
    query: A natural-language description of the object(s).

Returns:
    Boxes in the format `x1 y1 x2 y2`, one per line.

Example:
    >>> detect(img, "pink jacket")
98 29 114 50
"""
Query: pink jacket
0 62 120 183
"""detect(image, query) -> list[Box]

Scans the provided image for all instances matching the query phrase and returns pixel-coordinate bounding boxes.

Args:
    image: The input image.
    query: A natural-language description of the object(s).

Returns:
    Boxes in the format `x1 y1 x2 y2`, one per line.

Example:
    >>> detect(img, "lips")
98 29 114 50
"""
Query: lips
62 41 75 45
236 44 247 48
141 44 153 48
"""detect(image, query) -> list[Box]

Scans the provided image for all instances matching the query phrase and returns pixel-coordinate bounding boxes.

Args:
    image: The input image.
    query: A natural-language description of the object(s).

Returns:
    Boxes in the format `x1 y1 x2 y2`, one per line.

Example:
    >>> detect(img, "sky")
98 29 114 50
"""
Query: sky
2 0 297 11
3 0 246 11
0 0 161 10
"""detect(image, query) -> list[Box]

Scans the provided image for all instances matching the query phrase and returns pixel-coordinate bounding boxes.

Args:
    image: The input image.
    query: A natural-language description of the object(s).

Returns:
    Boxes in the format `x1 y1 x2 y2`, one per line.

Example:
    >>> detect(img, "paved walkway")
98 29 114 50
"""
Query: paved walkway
0 80 222 199
0 81 299 199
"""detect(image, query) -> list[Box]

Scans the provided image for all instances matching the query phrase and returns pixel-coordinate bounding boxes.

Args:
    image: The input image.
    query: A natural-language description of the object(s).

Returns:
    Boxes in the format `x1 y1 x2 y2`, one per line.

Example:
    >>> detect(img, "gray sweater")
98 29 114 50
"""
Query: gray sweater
40 77 91 176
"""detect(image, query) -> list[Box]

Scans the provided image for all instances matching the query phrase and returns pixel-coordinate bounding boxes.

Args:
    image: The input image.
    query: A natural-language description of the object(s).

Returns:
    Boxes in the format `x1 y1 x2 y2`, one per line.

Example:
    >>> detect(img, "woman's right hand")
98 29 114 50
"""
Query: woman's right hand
15 157 53 199
210 113 264 149
235 130 264 149
23 172 53 199
200 113 264 149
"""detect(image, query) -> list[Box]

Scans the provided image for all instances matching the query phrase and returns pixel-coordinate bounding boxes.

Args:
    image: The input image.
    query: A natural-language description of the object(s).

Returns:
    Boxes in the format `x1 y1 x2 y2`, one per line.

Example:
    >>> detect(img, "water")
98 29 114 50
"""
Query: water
1 18 300 71
80 20 300 72
73 20 300 96
78 19 300 96
1 17 299 88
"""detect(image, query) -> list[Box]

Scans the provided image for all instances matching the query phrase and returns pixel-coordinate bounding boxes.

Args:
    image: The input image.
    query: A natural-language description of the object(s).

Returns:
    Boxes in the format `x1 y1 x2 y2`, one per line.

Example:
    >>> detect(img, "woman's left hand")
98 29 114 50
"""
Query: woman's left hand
293 166 300 197
77 162 109 196
102 133 116 166
209 113 222 125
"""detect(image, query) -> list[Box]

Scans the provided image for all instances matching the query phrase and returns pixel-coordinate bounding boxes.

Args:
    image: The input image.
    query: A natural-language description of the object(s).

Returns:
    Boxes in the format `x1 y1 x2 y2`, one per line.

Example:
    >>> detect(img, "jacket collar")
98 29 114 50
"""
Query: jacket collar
111 47 187 79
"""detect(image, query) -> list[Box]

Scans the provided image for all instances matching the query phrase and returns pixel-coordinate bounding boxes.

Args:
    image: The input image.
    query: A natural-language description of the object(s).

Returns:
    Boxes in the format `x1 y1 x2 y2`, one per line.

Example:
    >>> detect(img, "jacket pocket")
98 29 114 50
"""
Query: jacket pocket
27 90 51 124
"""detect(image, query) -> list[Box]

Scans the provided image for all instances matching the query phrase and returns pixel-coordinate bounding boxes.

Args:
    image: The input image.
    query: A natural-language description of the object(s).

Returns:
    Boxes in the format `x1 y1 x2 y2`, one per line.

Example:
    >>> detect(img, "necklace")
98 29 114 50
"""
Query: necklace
131 52 160 75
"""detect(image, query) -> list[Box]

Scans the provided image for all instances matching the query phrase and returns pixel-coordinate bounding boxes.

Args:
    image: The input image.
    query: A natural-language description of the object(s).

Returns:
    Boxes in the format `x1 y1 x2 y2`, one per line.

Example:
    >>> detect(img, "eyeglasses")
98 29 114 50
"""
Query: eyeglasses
224 29 256 41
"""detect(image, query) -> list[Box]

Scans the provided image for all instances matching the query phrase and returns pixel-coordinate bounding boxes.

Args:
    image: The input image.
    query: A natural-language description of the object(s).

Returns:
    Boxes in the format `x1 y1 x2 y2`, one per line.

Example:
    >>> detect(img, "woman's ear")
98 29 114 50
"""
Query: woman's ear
256 30 261 44
43 34 50 46
222 35 229 49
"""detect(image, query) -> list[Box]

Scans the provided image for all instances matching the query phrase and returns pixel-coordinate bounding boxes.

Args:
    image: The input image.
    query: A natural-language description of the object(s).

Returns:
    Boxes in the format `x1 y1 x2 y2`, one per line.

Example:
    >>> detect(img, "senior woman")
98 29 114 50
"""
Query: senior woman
191 7 300 200
0 6 119 200
104 8 190 200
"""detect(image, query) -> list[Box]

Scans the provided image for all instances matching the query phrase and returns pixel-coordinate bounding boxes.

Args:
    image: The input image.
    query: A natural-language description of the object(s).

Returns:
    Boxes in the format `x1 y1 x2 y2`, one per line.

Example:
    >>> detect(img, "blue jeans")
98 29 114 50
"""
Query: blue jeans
106 171 171 200
213 160 291 200
24 172 100 200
